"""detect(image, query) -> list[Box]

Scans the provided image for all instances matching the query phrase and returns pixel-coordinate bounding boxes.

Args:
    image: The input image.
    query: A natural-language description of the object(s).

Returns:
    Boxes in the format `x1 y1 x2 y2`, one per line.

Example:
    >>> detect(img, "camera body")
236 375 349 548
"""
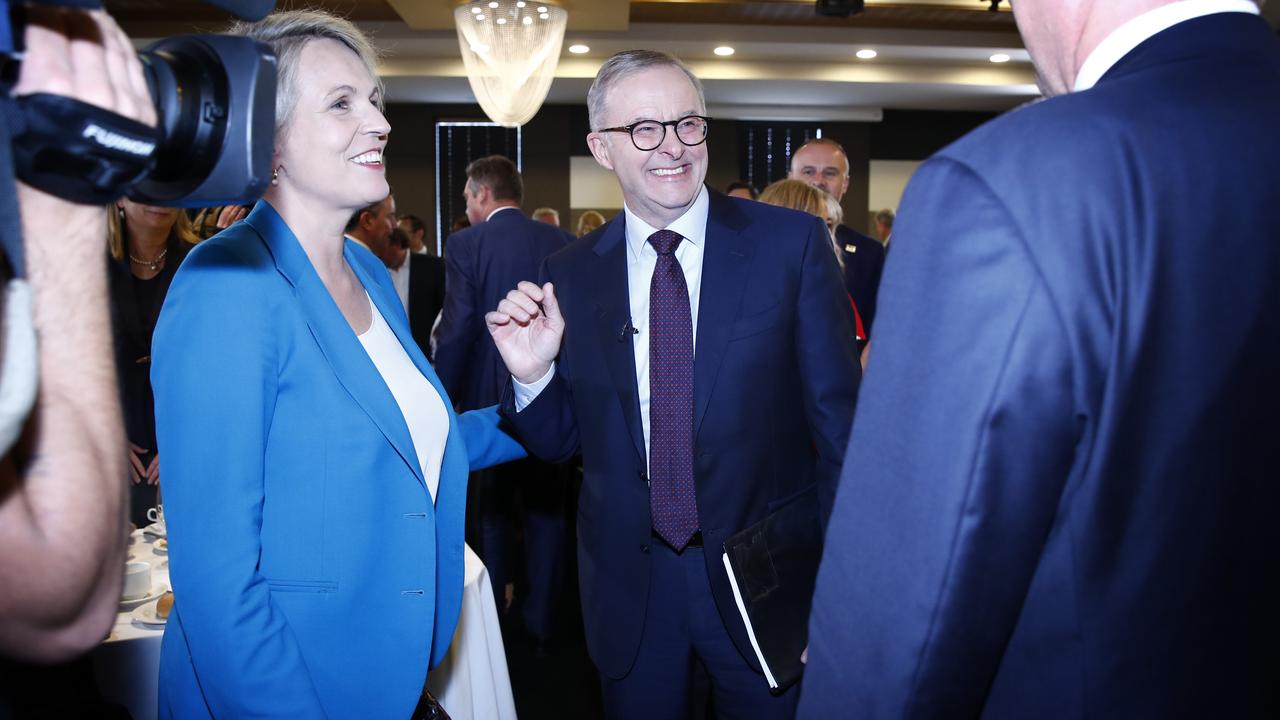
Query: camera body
2 0 277 207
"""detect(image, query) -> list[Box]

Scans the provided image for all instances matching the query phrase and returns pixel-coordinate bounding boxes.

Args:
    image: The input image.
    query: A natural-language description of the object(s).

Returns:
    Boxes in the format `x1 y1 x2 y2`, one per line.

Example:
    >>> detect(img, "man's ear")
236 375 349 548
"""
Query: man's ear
586 133 615 172
359 210 375 232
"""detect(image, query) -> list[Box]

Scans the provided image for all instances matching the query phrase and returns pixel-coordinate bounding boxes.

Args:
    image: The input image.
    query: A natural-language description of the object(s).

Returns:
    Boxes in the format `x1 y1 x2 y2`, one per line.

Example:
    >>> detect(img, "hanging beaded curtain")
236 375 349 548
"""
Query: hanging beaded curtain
454 1 568 128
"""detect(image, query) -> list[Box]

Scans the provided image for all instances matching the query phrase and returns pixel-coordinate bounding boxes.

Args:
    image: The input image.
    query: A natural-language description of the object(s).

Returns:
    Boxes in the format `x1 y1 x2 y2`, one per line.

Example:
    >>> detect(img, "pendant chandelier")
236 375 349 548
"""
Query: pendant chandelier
454 0 568 128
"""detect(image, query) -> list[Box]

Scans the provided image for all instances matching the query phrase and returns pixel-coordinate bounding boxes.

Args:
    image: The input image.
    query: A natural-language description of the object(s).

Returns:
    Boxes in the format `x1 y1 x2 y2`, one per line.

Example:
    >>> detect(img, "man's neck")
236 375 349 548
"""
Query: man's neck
485 204 519 223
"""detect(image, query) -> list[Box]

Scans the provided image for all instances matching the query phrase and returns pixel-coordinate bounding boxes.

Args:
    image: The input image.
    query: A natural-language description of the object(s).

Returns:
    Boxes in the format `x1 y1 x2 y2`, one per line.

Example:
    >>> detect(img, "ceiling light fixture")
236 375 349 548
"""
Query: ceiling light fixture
568 44 589 54
714 46 735 57
989 53 1011 63
855 49 877 60
455 0 568 127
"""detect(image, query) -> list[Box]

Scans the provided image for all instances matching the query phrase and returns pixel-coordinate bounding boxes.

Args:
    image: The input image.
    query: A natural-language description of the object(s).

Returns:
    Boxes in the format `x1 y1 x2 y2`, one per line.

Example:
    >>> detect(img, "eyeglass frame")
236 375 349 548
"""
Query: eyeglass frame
596 115 712 152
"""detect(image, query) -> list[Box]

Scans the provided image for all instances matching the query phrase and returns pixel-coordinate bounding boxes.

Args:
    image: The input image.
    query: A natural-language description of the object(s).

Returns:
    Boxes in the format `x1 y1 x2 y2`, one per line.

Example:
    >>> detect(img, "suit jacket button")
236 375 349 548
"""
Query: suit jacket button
640 544 650 554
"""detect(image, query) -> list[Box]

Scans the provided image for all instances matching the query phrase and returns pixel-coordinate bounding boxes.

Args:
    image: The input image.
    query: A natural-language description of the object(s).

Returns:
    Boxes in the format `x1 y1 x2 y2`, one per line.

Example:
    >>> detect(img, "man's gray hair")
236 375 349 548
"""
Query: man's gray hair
228 9 383 140
587 50 706 131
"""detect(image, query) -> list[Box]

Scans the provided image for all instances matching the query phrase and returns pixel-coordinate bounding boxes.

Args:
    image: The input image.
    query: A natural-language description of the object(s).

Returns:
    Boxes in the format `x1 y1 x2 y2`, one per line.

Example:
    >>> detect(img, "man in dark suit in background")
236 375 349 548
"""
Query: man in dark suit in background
399 228 445 359
789 138 885 337
433 155 574 648
486 51 859 718
801 1 1279 718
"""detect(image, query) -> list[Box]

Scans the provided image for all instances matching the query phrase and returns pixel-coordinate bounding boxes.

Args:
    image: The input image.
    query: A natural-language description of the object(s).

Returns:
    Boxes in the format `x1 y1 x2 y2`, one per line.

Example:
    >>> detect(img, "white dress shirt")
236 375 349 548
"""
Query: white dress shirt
389 260 410 313
1073 0 1260 92
514 186 710 468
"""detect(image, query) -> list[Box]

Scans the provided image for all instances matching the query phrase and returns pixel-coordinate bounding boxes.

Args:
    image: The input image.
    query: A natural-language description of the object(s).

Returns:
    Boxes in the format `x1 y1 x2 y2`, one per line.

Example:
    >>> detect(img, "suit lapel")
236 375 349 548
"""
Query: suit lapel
589 217 647 466
247 202 428 490
693 193 753 438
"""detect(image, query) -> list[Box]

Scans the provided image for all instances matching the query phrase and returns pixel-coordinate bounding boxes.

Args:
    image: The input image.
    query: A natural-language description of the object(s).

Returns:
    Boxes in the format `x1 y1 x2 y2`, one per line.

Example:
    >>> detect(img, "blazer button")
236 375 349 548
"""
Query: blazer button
639 544 650 554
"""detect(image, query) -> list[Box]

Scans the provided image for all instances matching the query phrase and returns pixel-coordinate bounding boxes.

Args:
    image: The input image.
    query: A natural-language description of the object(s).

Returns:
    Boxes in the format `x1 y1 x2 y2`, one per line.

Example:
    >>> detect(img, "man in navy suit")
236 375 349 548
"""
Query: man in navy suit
801 1 1279 718
434 155 574 647
486 51 860 718
789 138 885 337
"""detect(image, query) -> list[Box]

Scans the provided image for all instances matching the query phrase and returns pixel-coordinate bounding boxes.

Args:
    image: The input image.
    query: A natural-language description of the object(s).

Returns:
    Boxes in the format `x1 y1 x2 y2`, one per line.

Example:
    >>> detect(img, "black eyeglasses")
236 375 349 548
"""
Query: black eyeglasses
598 115 711 151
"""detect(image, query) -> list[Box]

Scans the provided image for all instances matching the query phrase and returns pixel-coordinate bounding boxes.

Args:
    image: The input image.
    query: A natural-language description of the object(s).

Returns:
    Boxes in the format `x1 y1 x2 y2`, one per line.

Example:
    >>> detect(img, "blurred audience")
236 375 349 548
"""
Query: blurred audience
725 180 758 200
398 212 431 255
531 207 561 227
874 207 894 246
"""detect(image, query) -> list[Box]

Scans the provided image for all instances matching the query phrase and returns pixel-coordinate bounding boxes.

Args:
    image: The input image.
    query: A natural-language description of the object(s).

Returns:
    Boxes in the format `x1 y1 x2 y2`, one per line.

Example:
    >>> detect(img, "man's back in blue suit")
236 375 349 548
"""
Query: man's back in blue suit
435 207 572 411
802 6 1279 718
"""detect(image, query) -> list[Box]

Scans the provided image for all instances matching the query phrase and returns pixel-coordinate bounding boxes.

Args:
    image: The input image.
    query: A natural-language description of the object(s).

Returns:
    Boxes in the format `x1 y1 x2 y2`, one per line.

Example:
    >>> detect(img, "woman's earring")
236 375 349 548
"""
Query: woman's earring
271 167 280 186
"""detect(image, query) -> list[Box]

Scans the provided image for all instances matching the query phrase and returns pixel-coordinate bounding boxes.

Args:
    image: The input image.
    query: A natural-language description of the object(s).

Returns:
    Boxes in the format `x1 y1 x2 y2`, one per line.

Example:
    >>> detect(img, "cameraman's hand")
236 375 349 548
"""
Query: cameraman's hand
12 6 155 128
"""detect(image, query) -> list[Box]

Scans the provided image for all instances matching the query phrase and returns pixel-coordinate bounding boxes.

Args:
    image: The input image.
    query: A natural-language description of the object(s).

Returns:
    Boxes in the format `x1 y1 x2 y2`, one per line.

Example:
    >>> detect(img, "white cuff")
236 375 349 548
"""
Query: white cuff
512 363 555 412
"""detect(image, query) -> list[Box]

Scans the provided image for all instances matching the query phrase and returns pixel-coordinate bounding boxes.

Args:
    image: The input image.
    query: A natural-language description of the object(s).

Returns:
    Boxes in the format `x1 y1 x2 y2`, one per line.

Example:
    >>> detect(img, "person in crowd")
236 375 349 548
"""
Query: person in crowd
531 206 561 227
192 205 249 240
399 212 431 255
575 209 606 237
451 215 471 233
107 200 197 527
485 50 859 718
150 10 524 718
801 1 1279 718
789 138 885 337
0 3 146 665
724 180 757 200
873 207 894 246
434 155 574 650
759 179 864 344
388 224 446 360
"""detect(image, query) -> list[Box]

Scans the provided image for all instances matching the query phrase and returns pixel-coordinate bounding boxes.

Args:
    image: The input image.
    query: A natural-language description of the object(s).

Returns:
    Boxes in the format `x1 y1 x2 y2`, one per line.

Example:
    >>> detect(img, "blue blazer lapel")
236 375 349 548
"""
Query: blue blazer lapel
246 201 427 490
589 217 647 467
693 192 753 438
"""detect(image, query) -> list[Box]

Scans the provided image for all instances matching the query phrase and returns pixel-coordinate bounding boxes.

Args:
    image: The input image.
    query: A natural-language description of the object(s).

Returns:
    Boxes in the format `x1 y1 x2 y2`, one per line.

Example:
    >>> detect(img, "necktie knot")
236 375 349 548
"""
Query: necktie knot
648 229 684 257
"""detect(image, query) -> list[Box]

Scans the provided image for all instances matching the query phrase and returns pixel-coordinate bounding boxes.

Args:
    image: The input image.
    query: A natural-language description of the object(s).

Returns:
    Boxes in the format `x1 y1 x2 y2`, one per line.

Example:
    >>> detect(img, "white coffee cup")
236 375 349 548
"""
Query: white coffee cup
146 504 165 531
123 561 152 601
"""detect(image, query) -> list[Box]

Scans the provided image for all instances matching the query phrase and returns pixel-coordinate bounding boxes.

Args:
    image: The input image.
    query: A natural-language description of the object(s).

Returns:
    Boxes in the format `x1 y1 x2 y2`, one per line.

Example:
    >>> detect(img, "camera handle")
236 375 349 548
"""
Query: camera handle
3 92 159 205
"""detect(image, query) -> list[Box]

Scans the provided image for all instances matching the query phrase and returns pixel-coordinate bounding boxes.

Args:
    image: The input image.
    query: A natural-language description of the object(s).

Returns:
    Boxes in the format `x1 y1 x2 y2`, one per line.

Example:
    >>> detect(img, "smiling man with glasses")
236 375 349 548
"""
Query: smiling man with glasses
484 49 861 719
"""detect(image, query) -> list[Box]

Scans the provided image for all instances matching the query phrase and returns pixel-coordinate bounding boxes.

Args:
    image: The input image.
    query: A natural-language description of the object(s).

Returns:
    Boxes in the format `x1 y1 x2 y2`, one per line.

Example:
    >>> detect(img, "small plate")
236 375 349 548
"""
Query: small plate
131 599 168 627
153 538 169 555
119 583 168 610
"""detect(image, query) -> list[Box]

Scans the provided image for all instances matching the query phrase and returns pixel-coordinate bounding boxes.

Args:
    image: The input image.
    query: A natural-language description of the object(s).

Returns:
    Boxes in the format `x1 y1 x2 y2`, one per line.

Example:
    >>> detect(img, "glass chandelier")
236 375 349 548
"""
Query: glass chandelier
454 0 568 128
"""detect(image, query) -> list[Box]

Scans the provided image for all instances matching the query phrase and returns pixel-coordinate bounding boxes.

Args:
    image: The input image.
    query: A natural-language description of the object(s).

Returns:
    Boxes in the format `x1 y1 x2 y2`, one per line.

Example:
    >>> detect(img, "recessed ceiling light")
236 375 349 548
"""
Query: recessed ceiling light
990 53 1011 63
855 49 877 60
714 46 735 57
568 44 590 54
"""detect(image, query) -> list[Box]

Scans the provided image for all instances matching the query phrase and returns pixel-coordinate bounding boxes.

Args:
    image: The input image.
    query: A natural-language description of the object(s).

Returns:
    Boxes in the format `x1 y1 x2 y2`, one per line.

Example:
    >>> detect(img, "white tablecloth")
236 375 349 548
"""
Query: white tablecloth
93 532 516 720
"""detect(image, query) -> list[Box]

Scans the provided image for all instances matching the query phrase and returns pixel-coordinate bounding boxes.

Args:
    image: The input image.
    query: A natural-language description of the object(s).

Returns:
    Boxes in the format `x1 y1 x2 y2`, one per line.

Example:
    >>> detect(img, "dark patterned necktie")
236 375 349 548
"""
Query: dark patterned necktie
647 229 699 550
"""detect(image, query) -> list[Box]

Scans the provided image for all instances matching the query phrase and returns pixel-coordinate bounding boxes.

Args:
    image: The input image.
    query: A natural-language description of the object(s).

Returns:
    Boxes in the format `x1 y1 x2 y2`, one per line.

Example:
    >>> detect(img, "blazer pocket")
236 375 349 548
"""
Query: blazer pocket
266 578 339 594
728 305 781 342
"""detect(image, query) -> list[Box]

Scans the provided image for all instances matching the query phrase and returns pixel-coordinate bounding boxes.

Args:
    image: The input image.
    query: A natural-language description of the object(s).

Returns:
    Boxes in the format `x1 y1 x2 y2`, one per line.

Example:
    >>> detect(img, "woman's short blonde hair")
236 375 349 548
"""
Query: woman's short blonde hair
759 179 845 270
576 210 606 237
227 9 382 139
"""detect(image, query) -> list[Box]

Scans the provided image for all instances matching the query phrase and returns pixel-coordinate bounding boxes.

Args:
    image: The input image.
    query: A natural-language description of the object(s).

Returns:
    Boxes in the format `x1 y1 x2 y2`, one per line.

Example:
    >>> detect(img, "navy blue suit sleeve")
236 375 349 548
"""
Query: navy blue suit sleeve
794 215 862 525
433 233 478 402
799 158 1078 718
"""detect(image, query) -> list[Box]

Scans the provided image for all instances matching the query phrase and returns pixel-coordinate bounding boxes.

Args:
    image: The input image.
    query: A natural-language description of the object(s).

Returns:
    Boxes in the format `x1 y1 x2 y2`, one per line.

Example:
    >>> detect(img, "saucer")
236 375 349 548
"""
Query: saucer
153 538 169 555
120 583 168 610
131 599 168 628
143 523 166 538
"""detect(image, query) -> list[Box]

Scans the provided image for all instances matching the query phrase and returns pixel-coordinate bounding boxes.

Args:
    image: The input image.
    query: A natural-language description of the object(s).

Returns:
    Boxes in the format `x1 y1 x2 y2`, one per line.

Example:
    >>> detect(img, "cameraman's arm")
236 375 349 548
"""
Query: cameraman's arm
0 7 154 662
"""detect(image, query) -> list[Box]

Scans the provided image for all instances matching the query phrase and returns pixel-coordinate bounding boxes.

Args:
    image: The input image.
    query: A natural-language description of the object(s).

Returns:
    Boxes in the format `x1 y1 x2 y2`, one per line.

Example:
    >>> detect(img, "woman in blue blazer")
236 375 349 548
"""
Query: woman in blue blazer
150 10 523 718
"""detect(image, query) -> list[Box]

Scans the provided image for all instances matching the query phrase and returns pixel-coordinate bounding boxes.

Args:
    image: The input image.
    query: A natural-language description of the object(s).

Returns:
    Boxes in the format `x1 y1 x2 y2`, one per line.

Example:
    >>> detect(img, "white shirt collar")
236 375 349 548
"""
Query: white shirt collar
1074 0 1260 92
485 206 520 223
623 185 709 259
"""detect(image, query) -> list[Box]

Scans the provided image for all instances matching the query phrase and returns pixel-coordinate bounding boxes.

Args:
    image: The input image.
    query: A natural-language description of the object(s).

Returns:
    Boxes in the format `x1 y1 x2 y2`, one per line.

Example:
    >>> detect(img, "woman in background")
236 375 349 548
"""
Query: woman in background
106 200 196 527
759 179 865 344
151 10 523 718
575 209 606 237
